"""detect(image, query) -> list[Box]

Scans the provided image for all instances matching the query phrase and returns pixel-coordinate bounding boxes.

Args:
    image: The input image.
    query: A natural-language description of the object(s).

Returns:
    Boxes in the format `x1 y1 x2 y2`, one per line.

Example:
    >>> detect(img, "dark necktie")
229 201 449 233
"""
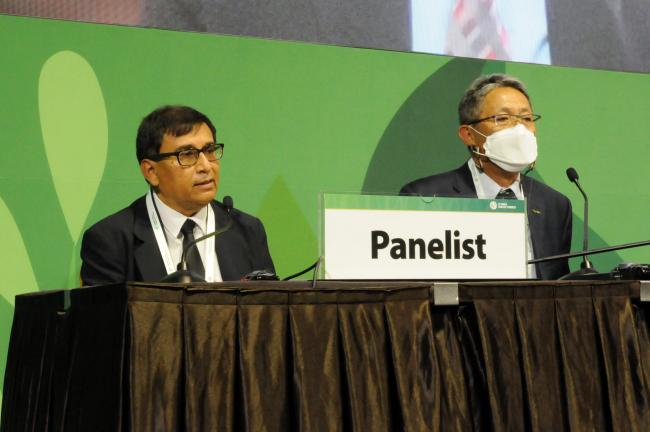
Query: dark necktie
180 219 205 277
496 188 517 200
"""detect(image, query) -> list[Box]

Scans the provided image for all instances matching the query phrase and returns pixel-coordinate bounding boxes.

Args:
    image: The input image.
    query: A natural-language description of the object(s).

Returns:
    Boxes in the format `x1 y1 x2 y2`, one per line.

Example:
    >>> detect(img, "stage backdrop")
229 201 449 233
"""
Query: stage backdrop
0 14 649 406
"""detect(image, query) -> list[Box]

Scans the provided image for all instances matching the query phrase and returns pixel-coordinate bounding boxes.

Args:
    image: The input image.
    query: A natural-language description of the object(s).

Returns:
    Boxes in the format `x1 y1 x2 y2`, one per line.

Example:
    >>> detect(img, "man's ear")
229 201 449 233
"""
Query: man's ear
140 159 159 187
458 125 476 149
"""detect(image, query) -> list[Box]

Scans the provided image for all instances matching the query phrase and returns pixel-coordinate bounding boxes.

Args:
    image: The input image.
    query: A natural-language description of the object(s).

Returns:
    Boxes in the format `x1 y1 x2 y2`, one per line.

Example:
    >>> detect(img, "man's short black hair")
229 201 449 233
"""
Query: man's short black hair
136 105 217 162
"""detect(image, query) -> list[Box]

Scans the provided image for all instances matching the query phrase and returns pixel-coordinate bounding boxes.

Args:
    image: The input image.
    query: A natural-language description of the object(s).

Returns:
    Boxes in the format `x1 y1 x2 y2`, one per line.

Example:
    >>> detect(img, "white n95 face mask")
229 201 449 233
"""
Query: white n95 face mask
472 123 538 173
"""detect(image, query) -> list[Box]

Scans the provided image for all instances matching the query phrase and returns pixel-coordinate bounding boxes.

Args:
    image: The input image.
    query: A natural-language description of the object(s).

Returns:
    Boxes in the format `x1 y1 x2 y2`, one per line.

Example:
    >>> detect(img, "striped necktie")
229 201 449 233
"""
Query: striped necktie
496 188 517 200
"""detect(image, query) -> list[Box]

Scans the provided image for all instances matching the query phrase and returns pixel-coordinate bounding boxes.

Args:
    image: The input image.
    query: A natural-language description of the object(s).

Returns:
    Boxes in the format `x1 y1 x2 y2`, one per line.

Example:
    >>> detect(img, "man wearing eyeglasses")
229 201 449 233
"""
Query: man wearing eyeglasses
80 105 275 285
400 74 572 279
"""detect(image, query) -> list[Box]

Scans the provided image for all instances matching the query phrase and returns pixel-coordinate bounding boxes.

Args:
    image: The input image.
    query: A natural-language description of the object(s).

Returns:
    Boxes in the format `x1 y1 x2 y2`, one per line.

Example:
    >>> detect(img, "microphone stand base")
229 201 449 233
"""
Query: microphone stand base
160 270 206 283
559 267 608 281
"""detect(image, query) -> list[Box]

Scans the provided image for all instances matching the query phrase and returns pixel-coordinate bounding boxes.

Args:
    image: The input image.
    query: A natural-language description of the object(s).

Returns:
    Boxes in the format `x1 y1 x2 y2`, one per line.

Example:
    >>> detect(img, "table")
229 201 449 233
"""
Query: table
2 280 649 431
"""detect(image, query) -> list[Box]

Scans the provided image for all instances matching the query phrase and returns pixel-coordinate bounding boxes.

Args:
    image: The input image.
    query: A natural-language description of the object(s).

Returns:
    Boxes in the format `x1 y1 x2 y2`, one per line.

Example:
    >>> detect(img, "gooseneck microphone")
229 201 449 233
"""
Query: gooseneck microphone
531 168 650 279
161 196 234 283
179 195 233 269
565 167 595 272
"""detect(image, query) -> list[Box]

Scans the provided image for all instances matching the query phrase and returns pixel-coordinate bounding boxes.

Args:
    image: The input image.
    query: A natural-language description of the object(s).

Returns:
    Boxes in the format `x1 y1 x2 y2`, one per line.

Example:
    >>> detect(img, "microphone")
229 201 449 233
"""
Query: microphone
180 195 233 269
565 167 595 272
223 195 233 214
160 196 234 283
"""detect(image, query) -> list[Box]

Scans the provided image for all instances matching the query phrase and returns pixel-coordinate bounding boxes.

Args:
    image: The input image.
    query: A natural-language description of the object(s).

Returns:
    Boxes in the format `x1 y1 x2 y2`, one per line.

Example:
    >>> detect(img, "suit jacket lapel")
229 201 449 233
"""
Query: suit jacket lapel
133 197 167 282
522 175 543 258
453 163 479 197
211 201 238 281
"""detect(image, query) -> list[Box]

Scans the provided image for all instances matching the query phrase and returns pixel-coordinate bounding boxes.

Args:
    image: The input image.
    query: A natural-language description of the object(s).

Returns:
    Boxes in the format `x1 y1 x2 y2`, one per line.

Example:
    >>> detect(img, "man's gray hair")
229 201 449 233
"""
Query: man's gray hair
458 74 531 125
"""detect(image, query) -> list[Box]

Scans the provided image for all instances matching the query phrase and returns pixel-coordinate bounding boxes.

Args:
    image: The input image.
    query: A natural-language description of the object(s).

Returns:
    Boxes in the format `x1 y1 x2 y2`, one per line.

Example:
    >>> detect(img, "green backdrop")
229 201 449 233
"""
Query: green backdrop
1 14 649 405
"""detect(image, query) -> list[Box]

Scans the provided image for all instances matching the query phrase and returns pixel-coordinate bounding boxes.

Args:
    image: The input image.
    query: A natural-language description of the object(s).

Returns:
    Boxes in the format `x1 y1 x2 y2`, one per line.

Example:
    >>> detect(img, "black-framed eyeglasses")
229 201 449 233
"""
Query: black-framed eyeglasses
150 143 224 167
467 113 541 127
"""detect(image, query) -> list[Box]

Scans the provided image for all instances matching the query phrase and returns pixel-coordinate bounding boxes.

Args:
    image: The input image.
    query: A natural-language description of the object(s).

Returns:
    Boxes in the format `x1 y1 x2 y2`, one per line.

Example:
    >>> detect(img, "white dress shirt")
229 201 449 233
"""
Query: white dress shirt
152 193 223 281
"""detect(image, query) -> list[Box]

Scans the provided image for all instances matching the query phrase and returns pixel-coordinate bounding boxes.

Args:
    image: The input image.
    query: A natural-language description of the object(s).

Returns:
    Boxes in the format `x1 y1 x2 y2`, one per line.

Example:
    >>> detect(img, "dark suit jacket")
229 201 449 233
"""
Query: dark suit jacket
400 164 572 280
80 196 275 285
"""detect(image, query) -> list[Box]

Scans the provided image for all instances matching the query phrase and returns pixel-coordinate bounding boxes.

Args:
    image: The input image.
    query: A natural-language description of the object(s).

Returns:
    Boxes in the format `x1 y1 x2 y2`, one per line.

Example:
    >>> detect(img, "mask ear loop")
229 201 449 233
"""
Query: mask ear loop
471 147 485 171
523 161 536 175
467 125 487 171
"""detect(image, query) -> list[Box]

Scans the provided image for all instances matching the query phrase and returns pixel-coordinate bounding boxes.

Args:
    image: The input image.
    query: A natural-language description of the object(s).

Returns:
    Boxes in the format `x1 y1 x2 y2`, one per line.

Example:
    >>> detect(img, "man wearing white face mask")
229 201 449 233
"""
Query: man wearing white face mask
400 74 572 280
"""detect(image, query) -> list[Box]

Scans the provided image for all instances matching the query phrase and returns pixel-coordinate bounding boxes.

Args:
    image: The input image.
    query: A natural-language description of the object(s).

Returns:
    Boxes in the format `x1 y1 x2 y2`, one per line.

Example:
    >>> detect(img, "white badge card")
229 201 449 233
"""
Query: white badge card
321 193 528 280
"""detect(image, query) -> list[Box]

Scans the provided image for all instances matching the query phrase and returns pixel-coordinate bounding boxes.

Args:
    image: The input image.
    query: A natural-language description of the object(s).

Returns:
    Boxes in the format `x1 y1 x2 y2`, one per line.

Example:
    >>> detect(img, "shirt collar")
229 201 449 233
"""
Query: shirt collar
152 192 208 238
468 159 524 199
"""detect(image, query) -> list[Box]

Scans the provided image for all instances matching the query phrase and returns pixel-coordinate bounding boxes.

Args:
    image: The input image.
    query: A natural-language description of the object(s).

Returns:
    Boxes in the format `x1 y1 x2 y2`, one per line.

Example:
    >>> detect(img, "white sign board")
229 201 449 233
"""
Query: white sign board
321 194 527 279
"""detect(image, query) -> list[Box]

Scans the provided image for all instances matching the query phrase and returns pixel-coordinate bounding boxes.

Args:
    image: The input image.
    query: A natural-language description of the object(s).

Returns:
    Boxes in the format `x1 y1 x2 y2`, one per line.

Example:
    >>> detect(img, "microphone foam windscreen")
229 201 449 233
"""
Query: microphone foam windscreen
566 167 579 182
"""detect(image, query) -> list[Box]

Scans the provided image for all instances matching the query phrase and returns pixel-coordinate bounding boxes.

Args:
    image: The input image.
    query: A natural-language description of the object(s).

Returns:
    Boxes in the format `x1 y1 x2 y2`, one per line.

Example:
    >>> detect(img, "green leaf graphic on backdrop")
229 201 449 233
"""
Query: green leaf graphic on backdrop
38 51 108 244
0 196 39 403
256 176 318 279
0 197 39 307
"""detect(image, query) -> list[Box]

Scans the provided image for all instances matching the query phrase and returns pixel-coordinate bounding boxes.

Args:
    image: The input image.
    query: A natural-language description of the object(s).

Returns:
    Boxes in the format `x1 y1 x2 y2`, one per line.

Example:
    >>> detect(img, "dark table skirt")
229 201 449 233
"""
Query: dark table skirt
2 280 649 431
